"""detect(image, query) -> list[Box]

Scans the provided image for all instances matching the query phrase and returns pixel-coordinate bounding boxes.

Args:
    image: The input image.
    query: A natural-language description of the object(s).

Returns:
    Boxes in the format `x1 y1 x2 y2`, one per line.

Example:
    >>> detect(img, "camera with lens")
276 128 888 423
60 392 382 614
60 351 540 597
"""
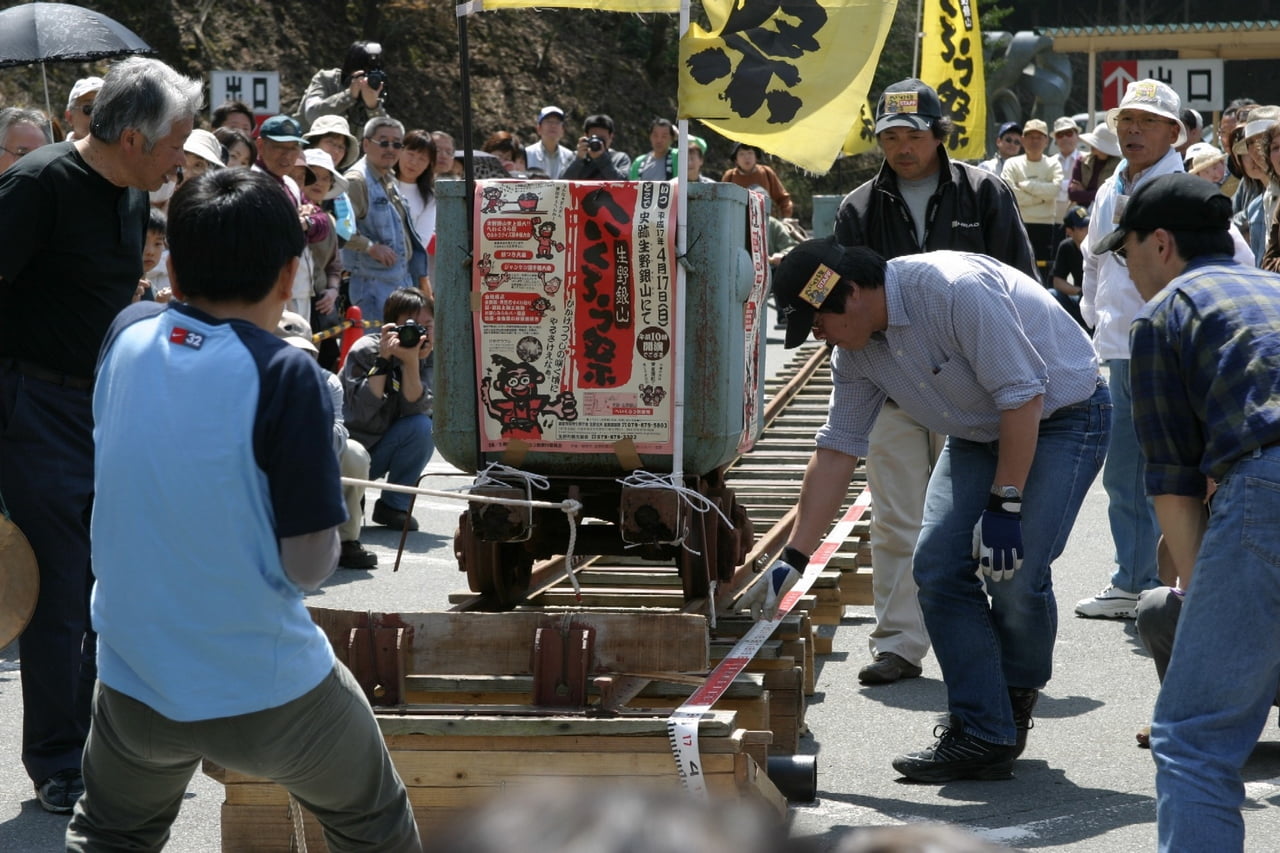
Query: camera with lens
366 67 388 90
587 135 606 153
394 319 427 348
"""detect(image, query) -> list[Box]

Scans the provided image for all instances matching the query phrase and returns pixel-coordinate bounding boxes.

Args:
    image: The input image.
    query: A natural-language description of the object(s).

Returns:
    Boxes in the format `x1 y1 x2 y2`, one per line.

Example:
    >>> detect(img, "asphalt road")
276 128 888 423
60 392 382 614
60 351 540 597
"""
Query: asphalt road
4 331 1280 852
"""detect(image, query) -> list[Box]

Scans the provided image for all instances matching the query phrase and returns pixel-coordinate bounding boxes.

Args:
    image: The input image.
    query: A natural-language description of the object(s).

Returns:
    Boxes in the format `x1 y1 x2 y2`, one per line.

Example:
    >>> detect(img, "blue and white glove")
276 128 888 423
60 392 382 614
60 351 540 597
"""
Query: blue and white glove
974 488 1024 581
740 547 809 621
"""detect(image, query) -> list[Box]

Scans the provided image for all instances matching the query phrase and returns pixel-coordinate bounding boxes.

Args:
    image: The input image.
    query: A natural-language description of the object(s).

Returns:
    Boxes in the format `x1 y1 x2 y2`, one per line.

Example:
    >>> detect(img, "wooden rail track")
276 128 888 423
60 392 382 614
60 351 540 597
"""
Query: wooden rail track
205 342 879 850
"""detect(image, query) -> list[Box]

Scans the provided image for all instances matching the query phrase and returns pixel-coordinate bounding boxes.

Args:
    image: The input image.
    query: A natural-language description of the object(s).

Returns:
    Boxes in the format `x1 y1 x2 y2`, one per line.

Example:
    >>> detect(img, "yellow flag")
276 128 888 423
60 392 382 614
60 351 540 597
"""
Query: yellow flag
458 0 677 11
919 0 986 160
679 0 898 174
841 100 878 157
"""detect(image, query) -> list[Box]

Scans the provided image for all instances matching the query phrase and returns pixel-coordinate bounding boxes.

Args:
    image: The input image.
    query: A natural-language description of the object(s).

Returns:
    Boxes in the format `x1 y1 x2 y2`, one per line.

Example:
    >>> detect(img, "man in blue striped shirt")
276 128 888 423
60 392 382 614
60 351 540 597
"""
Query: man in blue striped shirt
1099 172 1280 852
745 237 1110 782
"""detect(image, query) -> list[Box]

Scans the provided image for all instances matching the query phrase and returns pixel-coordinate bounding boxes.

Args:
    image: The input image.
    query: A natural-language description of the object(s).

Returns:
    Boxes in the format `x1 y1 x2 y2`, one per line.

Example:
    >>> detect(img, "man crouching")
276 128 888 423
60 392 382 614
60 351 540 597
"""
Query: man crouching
67 170 421 852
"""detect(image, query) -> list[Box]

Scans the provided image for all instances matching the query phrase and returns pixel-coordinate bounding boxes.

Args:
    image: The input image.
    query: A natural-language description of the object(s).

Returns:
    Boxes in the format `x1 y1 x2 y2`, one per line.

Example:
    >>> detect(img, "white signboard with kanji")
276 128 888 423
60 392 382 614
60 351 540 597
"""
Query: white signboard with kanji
1101 59 1224 112
208 70 281 121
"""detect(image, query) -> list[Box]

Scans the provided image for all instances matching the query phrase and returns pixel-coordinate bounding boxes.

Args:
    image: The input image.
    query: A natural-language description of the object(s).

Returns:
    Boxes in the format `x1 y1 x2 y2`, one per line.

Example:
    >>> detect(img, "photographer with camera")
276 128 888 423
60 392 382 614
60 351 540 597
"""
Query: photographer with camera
340 287 436 531
298 40 389 133
564 114 631 181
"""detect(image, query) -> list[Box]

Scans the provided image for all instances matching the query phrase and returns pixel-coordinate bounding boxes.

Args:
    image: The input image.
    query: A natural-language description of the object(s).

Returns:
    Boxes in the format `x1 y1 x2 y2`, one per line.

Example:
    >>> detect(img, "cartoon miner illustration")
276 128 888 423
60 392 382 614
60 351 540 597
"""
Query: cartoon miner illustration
480 354 578 440
529 217 565 259
481 186 505 213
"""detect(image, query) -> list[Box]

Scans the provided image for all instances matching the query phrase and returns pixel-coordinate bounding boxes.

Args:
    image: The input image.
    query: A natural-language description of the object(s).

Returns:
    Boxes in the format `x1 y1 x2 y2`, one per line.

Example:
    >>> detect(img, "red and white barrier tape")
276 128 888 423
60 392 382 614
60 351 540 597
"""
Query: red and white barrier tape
666 487 873 798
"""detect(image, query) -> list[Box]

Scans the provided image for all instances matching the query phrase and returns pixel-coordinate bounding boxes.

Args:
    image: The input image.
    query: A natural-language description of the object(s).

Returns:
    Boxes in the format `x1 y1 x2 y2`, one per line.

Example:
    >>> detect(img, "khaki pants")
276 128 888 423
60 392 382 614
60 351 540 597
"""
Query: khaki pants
67 664 420 853
340 438 372 541
864 400 943 667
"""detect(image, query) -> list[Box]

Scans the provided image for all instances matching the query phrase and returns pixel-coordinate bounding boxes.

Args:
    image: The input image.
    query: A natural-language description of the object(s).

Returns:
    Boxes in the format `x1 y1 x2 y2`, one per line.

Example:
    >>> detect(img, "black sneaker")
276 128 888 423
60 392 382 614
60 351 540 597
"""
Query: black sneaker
1010 687 1039 759
371 499 419 531
892 717 1018 782
339 540 378 569
35 768 83 814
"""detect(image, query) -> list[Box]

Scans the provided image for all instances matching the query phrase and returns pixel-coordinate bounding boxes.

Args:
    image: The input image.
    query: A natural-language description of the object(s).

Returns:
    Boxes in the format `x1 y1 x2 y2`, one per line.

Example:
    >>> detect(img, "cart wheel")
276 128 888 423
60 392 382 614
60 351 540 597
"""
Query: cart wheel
455 513 533 609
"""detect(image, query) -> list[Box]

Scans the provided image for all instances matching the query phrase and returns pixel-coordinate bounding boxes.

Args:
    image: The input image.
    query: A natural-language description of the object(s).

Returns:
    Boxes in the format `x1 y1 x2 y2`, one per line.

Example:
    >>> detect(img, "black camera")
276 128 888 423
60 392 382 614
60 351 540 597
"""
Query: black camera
366 67 388 91
394 319 427 348
587 135 605 153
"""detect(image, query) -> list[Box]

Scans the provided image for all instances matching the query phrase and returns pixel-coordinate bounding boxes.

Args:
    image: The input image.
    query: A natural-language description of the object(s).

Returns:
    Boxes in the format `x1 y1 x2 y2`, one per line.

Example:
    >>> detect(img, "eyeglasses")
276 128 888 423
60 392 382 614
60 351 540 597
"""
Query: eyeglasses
1115 115 1177 131
1110 245 1129 267
78 104 94 116
370 139 404 149
0 145 32 159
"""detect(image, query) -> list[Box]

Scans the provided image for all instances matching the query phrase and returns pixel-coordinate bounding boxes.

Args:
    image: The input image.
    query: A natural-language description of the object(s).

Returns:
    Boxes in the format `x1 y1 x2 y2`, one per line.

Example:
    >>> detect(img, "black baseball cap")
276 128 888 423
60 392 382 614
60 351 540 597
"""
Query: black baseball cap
1063 205 1090 229
1092 172 1232 255
874 79 943 134
772 236 850 348
996 121 1022 138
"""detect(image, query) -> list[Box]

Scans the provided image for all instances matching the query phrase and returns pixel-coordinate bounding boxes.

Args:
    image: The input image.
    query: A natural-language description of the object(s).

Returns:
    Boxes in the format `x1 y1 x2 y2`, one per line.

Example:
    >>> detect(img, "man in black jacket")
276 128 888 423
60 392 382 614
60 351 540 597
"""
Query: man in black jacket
830 79 1036 698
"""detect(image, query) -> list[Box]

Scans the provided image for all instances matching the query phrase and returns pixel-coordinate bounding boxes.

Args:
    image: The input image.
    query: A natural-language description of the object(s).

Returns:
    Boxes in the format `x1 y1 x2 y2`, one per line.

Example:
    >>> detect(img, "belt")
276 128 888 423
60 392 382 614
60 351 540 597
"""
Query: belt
14 359 93 391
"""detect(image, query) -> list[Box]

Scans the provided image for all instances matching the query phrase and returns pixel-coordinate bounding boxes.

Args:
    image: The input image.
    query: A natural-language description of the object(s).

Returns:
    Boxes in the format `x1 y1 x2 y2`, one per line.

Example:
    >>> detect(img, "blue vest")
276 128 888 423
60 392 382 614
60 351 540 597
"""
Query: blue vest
342 158 427 293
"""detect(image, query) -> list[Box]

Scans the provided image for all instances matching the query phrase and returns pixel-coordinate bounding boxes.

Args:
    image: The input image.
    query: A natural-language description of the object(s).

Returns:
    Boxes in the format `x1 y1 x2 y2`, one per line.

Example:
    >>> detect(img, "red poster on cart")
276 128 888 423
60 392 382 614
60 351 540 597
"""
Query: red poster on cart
472 180 678 453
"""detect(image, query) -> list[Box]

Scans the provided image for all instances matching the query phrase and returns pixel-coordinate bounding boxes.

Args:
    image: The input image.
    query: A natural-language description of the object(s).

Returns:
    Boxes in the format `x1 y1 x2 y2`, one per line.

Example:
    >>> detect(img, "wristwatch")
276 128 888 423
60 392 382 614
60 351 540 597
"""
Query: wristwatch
991 485 1022 500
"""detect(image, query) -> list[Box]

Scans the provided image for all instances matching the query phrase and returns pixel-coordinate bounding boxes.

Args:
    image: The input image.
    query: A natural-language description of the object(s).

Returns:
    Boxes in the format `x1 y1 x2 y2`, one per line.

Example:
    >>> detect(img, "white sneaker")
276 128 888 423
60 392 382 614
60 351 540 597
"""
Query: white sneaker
1075 585 1139 619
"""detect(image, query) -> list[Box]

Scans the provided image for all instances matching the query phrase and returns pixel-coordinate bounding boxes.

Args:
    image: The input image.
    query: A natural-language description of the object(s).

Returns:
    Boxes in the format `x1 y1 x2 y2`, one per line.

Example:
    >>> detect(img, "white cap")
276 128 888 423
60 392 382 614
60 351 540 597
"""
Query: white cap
537 105 565 123
1053 116 1078 135
303 148 349 199
1106 79 1187 147
1079 123 1122 158
182 129 224 170
275 311 318 354
66 77 104 111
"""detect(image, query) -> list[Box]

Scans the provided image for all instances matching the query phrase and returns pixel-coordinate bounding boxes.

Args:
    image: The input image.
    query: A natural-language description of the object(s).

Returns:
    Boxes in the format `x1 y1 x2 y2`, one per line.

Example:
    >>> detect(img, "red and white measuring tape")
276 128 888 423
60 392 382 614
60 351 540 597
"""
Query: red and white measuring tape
666 488 873 798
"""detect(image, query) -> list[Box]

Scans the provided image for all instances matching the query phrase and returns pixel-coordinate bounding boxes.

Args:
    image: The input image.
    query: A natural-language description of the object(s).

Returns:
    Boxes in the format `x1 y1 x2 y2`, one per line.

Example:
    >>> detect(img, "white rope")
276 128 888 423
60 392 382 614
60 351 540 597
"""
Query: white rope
339 476 580 515
614 471 732 553
341 471 585 599
473 461 551 493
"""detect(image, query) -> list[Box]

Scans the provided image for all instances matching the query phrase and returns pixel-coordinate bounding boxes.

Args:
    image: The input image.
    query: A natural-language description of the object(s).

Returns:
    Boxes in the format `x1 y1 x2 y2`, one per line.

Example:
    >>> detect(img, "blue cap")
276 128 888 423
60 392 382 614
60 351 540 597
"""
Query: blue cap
257 115 305 143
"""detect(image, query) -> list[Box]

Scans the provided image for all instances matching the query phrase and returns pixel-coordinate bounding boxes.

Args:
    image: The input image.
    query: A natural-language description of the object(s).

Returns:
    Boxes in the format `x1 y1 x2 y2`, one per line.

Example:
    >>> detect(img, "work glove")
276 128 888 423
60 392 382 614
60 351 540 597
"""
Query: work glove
741 547 809 621
974 490 1024 581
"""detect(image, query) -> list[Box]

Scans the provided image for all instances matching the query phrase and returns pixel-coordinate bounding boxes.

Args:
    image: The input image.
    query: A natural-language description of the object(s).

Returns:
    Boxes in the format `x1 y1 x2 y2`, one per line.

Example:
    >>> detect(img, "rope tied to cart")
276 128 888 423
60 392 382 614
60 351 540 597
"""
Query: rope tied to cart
340 466 585 598
614 470 733 554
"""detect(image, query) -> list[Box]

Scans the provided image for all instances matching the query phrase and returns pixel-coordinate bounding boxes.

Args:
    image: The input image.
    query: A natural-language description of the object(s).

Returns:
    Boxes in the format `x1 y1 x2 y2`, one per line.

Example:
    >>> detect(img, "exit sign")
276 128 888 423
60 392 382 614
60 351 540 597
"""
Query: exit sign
1101 59 1224 112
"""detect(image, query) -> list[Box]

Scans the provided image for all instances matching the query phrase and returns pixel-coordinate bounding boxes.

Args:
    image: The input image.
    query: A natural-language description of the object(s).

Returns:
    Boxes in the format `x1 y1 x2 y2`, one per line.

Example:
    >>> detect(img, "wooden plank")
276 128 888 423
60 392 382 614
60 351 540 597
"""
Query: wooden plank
375 732 761 754
373 709 737 738
307 608 709 675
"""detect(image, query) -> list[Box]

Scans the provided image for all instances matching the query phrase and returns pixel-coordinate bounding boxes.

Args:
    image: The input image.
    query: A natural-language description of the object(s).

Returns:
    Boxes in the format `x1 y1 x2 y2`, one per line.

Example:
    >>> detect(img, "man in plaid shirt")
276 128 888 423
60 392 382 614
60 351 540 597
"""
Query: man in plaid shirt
1099 172 1280 852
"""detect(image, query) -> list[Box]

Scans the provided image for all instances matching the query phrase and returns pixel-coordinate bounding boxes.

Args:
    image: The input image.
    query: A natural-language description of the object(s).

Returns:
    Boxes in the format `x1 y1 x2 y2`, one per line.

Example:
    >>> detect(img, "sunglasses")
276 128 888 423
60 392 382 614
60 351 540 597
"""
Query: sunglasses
370 139 404 149
78 104 94 116
1110 245 1129 267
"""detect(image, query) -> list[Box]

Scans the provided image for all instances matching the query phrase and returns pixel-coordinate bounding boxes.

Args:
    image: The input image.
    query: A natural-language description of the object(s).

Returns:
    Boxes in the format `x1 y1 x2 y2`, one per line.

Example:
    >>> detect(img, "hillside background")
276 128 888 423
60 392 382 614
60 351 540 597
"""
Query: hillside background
1 1 1277 224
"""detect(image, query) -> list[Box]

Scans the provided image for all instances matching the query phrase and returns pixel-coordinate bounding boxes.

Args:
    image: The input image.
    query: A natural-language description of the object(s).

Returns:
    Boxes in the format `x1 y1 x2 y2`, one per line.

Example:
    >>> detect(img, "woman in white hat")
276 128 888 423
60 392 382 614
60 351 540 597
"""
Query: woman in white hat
304 115 359 242
181 128 223 183
300 148 351 370
1068 123 1120 208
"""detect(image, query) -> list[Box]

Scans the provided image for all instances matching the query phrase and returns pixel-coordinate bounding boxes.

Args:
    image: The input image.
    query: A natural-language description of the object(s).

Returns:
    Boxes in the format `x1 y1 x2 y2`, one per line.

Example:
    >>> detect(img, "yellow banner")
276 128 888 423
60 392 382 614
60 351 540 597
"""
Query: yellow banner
919 0 986 160
841 101 878 157
678 0 898 174
458 0 677 12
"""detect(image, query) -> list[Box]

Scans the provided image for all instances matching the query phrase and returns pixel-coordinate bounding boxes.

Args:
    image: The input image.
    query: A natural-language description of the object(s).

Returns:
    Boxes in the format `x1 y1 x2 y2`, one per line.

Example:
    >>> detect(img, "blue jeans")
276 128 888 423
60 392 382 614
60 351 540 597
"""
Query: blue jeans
914 382 1110 745
1104 359 1161 593
366 413 434 511
1153 447 1280 852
